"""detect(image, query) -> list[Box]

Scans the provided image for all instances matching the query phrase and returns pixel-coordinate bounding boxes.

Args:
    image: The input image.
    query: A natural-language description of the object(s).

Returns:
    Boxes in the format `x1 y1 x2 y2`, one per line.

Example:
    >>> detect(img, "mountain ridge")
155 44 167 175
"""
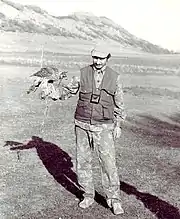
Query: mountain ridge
0 0 172 54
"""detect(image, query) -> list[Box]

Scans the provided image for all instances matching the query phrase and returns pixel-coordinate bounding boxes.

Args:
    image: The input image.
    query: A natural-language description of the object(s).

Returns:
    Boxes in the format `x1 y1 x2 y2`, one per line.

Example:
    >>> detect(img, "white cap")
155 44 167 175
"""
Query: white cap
91 44 111 58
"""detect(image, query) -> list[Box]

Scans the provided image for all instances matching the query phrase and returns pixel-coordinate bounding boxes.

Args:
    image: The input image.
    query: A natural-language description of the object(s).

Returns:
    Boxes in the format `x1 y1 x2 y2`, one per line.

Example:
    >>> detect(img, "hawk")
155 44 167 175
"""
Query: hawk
27 66 68 100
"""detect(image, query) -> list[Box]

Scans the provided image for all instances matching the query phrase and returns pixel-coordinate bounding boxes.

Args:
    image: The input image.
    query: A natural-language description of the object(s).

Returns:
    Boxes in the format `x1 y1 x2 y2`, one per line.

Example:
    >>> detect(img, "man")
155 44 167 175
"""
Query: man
59 45 126 215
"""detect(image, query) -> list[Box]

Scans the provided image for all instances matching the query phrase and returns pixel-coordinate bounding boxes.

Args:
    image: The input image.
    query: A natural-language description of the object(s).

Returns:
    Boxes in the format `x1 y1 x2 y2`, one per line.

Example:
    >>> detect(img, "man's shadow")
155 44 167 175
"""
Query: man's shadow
5 137 180 218
5 136 84 200
5 136 108 207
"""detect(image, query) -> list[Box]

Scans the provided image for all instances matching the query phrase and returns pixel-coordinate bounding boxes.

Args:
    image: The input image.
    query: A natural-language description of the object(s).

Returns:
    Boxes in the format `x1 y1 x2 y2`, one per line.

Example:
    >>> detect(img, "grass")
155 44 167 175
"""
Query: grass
0 32 180 219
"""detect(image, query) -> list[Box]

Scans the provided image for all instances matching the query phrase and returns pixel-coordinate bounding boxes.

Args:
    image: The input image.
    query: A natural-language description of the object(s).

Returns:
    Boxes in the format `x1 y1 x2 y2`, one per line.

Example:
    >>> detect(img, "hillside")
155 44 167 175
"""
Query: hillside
0 0 171 54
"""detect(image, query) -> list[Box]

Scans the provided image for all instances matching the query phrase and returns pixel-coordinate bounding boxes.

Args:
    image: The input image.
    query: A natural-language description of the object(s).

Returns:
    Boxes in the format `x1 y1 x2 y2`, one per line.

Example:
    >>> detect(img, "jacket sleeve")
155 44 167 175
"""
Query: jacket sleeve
113 74 126 127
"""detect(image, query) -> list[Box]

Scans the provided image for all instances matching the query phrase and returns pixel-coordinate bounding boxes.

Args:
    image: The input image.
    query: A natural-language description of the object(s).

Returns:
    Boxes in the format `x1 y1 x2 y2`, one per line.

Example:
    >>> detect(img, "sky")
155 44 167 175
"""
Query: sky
11 0 180 51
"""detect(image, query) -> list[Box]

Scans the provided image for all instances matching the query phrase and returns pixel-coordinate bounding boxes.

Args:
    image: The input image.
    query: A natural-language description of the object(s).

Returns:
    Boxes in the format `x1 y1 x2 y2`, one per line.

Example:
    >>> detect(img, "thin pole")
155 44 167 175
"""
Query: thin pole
40 45 44 68
39 44 49 133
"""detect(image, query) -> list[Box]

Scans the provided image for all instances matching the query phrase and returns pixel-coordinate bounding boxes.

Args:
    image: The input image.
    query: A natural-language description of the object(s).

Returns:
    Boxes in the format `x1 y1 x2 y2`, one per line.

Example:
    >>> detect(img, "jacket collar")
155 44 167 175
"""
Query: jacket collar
92 65 107 75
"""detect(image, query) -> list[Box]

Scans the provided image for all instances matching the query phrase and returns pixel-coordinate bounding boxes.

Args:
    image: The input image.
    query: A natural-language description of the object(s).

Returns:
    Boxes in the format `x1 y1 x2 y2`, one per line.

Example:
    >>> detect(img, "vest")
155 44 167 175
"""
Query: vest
74 65 118 124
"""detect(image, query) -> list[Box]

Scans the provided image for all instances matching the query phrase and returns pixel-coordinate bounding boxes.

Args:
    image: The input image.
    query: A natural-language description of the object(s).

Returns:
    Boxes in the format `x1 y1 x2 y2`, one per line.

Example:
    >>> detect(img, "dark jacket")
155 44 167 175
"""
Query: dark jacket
74 65 118 125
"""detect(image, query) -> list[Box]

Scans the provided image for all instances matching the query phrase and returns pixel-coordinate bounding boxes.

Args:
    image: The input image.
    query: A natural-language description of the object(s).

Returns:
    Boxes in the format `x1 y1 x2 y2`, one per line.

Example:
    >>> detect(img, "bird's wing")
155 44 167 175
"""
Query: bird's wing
30 68 53 78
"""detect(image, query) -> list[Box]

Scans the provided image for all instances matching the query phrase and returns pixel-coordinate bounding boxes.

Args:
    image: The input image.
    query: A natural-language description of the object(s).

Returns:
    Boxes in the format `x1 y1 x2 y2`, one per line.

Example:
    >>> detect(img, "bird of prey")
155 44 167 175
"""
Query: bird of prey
27 66 68 95
30 66 67 81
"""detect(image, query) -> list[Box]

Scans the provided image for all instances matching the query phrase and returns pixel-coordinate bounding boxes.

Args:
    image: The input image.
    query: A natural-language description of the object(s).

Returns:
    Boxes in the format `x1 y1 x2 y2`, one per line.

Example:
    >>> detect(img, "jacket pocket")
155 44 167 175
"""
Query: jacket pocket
75 100 91 118
79 91 91 101
102 105 114 120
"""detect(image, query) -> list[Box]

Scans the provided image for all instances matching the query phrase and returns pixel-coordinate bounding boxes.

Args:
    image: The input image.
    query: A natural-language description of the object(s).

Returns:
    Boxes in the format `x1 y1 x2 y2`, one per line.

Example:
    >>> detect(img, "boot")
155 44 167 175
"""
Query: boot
78 197 94 209
107 199 124 215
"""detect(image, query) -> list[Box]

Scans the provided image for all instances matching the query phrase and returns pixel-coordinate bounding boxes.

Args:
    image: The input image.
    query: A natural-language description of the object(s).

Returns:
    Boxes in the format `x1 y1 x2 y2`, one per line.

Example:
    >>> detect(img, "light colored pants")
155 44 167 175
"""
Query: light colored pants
75 125 121 202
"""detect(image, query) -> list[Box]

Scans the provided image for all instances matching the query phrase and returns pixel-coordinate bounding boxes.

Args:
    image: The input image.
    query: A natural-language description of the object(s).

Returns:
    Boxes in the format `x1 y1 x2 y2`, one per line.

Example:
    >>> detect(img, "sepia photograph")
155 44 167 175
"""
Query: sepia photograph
0 0 180 218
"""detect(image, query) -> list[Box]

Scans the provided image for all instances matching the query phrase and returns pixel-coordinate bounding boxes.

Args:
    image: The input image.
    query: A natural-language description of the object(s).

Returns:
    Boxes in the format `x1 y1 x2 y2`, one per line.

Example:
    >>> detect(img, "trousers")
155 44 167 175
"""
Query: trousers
75 124 121 202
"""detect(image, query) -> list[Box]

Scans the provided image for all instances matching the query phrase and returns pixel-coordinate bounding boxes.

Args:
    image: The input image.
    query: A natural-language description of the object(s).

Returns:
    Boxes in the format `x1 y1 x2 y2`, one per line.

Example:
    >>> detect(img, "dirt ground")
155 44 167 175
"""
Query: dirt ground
0 53 180 219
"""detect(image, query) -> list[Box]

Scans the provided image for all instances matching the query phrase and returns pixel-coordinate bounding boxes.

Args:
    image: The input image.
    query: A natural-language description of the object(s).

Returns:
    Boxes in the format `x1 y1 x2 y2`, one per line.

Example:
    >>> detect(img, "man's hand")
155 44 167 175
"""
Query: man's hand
113 126 122 139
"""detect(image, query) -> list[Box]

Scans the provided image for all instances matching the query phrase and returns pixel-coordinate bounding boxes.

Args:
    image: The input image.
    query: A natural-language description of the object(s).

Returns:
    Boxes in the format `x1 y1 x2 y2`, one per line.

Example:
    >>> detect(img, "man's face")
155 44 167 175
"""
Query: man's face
92 56 108 70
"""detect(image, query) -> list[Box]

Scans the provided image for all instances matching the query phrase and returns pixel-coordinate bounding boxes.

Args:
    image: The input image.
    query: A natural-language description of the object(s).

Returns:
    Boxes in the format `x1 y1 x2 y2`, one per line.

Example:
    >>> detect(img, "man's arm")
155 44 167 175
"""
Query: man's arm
113 74 126 128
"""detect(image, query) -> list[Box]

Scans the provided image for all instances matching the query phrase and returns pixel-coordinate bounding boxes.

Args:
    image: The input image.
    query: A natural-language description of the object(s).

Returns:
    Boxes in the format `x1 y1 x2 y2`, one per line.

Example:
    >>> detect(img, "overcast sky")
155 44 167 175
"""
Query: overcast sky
11 0 180 51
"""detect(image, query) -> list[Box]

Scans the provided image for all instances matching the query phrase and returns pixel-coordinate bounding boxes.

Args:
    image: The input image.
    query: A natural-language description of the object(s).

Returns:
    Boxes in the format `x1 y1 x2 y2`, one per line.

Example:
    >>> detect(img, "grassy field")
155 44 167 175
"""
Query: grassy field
0 32 180 219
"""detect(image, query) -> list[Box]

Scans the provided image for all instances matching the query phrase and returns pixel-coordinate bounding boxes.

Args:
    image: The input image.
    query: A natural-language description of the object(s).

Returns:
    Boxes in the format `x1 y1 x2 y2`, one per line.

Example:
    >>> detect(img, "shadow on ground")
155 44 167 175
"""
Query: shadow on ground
4 137 180 218
126 113 180 148
121 182 180 219
4 137 108 208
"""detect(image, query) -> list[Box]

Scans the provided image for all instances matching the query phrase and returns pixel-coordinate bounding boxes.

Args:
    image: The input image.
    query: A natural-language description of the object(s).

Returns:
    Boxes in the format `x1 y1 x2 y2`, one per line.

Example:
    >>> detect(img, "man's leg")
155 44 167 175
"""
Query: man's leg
93 129 124 214
75 125 95 207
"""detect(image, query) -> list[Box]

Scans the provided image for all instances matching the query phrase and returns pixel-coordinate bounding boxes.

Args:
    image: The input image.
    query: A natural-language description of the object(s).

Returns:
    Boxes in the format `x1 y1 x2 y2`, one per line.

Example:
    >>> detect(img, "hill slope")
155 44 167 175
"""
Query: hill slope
0 0 171 54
